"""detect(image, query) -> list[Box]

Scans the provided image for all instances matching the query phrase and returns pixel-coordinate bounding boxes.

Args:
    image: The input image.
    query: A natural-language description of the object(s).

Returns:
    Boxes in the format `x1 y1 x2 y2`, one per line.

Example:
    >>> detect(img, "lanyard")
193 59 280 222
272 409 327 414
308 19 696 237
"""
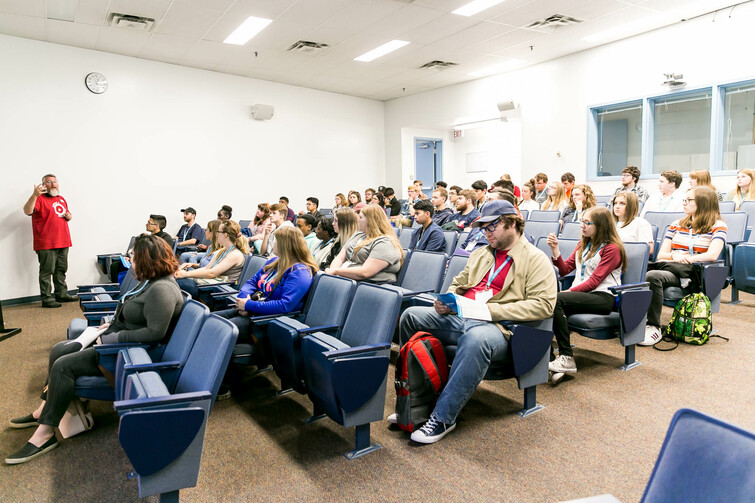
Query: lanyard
688 229 696 255
317 238 334 251
485 255 512 290
572 210 580 222
261 269 278 292
182 223 195 242
211 245 234 268
120 280 149 304
580 243 605 279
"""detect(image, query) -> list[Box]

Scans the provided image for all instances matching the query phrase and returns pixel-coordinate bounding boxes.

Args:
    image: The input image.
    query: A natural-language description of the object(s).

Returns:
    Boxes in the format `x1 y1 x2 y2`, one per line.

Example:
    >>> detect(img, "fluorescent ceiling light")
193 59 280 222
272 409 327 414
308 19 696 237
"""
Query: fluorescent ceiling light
354 40 410 62
468 59 524 77
223 16 273 45
453 0 506 17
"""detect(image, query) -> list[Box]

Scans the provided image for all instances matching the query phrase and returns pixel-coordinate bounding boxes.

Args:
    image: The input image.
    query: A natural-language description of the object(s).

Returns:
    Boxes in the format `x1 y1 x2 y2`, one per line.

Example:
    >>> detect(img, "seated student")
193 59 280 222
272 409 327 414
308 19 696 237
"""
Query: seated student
175 220 249 299
261 204 295 257
447 189 481 230
298 197 325 220
175 207 205 255
534 173 549 205
180 219 220 266
435 181 448 189
111 214 174 281
393 200 557 443
312 217 337 268
640 170 684 217
217 205 233 221
724 168 755 210
448 185 462 210
431 187 454 226
613 192 654 254
347 190 362 209
246 203 270 254
689 169 723 201
353 202 366 214
408 200 446 253
518 179 540 213
561 172 575 199
6 235 183 465
413 180 428 199
471 180 488 211
296 213 321 254
500 174 521 198
455 189 532 256
492 179 517 202
370 191 386 209
399 185 421 227
542 181 569 213
278 196 296 222
325 205 404 284
560 184 597 226
613 166 649 203
546 207 626 377
383 187 402 217
642 187 727 346
364 187 376 204
321 208 359 270
334 193 348 212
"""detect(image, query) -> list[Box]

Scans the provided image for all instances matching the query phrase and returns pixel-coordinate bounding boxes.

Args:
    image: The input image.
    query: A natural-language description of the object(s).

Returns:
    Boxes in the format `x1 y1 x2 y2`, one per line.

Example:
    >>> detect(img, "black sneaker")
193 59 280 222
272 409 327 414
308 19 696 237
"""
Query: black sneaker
410 414 456 444
41 300 62 308
9 413 39 429
5 436 58 465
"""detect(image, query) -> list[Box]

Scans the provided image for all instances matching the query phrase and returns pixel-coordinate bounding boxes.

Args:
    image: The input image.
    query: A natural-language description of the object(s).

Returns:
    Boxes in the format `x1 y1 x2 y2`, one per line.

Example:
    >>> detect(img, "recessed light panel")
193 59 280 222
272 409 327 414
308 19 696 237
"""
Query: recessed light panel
354 40 410 62
223 16 273 45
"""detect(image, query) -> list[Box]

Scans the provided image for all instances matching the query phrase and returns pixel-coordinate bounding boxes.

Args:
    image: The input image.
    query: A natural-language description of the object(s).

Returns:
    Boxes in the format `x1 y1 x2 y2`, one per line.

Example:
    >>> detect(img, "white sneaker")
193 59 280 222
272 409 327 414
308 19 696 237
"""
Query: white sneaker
387 413 397 424
639 325 662 346
549 355 577 374
550 371 565 386
410 414 456 444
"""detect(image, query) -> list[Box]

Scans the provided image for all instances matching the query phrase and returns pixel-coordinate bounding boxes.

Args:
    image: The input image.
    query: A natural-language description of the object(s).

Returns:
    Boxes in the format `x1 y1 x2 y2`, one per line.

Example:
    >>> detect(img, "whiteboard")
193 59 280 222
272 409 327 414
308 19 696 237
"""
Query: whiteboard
466 151 487 173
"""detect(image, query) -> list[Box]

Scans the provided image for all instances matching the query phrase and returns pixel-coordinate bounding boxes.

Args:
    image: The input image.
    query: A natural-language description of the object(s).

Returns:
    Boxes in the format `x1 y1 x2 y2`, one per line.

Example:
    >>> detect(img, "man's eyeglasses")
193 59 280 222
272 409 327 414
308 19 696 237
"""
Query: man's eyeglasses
146 221 156 226
480 218 502 233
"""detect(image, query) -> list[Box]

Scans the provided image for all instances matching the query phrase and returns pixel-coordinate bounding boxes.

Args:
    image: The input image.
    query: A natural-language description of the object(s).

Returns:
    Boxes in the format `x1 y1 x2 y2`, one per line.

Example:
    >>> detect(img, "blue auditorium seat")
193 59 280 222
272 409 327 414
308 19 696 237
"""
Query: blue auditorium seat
196 254 268 310
527 210 561 222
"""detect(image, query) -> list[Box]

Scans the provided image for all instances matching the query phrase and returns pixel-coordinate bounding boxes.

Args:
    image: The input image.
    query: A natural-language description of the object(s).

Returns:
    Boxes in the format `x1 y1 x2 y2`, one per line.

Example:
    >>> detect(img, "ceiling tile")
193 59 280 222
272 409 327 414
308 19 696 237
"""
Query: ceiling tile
355 3 448 41
155 4 224 38
75 0 109 25
172 0 236 10
183 39 253 66
46 19 100 49
398 13 480 45
140 33 197 60
246 21 313 51
428 20 517 51
491 0 590 27
274 0 352 25
202 0 298 42
466 26 543 54
107 0 173 22
95 26 151 57
0 0 44 17
289 55 346 77
0 12 45 39
564 0 631 20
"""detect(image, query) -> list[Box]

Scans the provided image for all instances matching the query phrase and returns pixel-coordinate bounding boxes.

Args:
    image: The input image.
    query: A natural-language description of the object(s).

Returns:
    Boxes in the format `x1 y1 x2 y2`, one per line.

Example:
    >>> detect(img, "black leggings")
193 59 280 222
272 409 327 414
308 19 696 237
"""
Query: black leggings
552 290 616 358
38 341 101 426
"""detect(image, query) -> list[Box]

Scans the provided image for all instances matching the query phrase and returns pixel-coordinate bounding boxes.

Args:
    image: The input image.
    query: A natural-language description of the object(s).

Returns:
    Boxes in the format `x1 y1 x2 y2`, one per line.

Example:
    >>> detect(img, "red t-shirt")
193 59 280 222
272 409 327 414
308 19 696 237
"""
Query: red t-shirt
32 194 72 250
462 249 513 300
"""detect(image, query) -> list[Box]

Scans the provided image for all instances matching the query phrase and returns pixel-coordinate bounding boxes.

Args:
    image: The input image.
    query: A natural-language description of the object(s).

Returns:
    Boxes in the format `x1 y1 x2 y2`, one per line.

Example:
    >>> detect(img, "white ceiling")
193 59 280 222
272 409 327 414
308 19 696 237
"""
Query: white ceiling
0 0 745 100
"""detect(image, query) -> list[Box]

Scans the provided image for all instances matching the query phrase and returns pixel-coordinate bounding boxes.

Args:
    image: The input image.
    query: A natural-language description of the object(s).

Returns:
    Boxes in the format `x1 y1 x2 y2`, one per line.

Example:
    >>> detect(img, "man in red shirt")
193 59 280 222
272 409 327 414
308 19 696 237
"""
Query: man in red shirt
23 174 76 308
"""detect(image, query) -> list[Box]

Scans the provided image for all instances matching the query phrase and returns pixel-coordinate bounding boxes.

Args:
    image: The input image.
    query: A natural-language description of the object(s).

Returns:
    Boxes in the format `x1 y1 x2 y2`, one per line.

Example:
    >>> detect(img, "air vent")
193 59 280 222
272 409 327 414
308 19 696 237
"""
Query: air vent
287 40 329 55
527 14 582 29
419 60 458 71
108 13 155 31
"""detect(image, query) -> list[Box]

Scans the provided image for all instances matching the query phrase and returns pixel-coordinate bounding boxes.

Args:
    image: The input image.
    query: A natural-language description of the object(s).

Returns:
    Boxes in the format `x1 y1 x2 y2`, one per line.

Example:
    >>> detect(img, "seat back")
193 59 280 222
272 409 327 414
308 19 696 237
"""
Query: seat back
527 210 560 222
560 221 582 239
442 231 457 255
301 274 357 329
124 236 137 255
174 315 238 402
738 201 755 233
238 219 252 229
339 283 403 347
236 254 268 288
118 268 139 295
398 230 414 249
641 408 755 503
393 227 401 237
643 212 684 237
733 244 755 293
622 242 650 284
161 300 210 364
595 195 613 205
399 250 447 293
519 209 528 221
525 221 560 245
718 200 736 213
440 255 468 293
721 212 748 243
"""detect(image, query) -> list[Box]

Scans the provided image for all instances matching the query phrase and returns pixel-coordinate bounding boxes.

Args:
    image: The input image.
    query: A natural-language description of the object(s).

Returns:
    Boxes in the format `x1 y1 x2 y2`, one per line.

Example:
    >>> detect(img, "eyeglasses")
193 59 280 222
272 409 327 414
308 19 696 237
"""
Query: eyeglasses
580 220 595 227
146 221 156 226
682 198 694 204
480 218 502 233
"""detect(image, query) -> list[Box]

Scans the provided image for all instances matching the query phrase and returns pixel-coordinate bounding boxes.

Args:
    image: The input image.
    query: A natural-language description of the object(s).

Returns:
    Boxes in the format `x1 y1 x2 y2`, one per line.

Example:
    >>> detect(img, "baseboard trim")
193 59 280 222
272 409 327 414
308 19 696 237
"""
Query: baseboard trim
2 290 79 306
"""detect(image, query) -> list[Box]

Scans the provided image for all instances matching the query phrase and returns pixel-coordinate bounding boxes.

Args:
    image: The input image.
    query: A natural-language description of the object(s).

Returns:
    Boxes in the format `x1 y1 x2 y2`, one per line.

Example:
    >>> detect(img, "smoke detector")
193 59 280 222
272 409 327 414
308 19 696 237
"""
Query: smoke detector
527 14 582 30
287 41 329 55
108 13 155 31
419 60 458 71
662 73 686 88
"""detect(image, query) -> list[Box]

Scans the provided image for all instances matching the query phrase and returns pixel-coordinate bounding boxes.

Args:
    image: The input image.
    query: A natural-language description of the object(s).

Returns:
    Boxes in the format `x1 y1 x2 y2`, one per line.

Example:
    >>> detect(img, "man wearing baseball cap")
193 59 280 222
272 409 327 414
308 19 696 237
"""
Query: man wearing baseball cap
394 200 557 444
175 207 204 255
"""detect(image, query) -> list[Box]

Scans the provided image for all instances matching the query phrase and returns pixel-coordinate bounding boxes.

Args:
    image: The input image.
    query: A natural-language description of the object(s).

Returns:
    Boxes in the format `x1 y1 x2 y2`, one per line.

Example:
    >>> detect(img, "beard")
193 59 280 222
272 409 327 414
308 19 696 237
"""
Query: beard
48 189 59 197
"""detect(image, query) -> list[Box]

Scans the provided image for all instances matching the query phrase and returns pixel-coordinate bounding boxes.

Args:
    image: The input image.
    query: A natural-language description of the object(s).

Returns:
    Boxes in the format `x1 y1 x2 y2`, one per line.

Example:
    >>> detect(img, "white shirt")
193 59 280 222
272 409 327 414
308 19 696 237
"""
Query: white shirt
616 217 653 244
519 199 540 214
640 190 684 217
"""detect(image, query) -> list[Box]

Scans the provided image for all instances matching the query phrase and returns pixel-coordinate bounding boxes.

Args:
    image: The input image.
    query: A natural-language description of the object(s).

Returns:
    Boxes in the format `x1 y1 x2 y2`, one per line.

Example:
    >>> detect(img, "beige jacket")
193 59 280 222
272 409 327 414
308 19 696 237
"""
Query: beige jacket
448 235 557 336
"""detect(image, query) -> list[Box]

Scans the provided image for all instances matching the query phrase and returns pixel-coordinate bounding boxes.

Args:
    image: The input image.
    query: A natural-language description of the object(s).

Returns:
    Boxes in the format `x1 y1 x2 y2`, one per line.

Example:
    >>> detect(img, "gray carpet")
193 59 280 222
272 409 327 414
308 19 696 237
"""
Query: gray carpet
1 292 753 502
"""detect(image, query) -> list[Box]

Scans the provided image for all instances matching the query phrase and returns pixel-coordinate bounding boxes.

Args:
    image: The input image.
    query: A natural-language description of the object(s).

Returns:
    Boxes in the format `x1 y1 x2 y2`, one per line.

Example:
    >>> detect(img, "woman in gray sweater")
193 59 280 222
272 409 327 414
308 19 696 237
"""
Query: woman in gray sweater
6 234 183 465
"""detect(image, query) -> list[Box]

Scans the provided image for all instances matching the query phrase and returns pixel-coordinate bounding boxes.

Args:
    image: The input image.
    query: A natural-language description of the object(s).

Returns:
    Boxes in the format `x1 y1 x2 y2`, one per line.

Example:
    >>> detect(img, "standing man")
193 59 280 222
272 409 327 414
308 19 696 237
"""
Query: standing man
23 174 76 308
175 207 205 255
534 173 549 205
614 166 649 203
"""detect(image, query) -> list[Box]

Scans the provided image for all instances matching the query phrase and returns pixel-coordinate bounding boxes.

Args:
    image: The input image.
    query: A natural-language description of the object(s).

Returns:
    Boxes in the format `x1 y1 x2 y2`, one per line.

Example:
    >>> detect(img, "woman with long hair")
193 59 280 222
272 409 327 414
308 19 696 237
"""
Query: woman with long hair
546 207 627 378
334 193 348 211
247 203 271 254
326 205 404 283
6 235 183 464
347 190 361 209
643 187 727 345
321 208 359 270
612 191 654 254
518 179 540 213
560 184 596 225
175 220 249 299
724 168 755 210
689 170 723 201
542 181 568 212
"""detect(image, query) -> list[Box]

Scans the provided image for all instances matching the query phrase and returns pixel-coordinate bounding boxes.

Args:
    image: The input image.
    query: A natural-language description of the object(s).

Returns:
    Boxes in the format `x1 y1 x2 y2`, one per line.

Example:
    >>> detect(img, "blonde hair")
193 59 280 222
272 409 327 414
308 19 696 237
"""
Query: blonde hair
542 182 567 211
334 208 358 249
731 169 755 210
568 184 597 210
262 226 317 286
353 205 404 266
335 193 347 208
218 220 250 255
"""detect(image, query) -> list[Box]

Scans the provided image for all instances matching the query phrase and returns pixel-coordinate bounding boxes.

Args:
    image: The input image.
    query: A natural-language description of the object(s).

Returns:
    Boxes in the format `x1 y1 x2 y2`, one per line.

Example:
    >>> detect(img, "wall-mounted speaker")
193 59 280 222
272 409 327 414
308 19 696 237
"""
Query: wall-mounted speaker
251 104 274 120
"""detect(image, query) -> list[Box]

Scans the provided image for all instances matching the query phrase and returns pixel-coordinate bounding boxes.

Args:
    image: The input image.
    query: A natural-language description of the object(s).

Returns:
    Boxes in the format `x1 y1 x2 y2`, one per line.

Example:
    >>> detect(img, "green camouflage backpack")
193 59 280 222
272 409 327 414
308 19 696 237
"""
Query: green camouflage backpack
665 293 712 345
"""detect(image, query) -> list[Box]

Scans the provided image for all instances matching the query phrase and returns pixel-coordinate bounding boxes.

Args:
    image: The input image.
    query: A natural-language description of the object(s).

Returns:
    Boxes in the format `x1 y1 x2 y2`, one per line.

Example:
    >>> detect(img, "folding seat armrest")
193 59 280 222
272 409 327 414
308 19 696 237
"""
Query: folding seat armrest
210 290 239 298
508 324 553 377
197 282 234 291
78 283 119 292
297 325 340 336
84 311 116 322
114 391 212 412
323 343 392 359
247 311 302 324
399 288 436 298
96 343 151 355
122 360 181 373
609 282 650 293
81 300 119 311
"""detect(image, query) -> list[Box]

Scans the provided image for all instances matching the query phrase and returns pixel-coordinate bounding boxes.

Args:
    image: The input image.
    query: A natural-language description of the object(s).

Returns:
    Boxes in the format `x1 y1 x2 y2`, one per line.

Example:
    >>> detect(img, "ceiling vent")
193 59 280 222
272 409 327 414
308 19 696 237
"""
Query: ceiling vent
287 41 329 55
527 14 582 30
108 13 155 31
419 60 458 71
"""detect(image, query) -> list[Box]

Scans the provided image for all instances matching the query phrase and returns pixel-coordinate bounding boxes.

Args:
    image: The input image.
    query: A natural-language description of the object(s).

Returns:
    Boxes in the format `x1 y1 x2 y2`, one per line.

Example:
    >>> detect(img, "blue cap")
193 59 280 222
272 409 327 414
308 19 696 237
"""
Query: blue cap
471 200 518 227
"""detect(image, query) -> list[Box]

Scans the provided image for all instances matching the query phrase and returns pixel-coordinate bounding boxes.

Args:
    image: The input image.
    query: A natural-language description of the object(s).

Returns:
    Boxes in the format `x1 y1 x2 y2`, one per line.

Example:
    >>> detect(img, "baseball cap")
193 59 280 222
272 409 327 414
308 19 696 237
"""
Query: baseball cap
471 200 518 227
180 207 196 214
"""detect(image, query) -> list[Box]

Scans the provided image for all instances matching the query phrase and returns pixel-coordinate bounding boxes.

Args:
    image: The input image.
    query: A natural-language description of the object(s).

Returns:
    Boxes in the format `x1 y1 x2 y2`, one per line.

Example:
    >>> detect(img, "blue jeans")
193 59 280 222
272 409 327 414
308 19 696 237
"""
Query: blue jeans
399 306 510 424
176 278 199 299
179 252 207 264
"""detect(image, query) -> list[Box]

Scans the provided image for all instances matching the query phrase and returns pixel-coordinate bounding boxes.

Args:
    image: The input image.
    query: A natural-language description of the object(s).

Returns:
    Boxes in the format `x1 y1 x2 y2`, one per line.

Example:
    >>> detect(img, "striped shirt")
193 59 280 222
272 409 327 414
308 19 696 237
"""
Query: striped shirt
665 219 727 255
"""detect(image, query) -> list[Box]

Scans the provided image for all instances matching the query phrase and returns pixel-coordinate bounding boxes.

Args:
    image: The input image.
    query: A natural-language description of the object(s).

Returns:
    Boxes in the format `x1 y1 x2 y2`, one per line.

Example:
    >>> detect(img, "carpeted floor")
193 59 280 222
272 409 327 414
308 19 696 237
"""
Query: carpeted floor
1 291 753 502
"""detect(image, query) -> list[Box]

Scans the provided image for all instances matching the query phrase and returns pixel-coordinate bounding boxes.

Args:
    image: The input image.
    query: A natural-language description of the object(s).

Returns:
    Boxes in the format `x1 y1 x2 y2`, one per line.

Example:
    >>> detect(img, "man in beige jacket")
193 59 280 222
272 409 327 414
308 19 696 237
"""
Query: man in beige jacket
394 200 557 444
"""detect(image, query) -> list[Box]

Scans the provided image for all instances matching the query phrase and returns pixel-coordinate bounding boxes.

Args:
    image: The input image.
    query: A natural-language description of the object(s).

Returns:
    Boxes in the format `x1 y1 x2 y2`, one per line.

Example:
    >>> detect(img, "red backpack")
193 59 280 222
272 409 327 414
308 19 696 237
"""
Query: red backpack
394 332 449 432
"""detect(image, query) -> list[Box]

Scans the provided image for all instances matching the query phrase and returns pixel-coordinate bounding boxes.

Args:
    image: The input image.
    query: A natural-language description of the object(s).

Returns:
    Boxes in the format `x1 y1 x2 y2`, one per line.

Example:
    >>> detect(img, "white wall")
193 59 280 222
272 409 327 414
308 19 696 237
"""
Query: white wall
384 2 755 197
0 35 385 301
